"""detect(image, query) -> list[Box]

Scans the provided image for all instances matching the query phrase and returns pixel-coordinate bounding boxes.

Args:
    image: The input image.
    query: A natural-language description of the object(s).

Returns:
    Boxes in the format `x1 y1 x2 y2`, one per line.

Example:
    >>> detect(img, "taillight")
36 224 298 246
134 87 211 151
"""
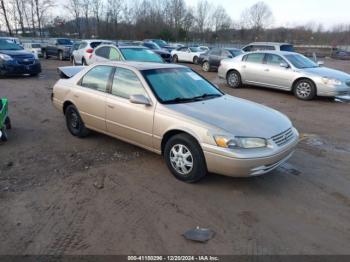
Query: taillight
86 48 94 53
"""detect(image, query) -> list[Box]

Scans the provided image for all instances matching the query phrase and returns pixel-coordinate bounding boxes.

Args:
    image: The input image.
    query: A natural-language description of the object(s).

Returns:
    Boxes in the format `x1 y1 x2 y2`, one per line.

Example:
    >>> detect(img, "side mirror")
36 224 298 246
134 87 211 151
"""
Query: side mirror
317 61 324 66
280 62 289 68
129 95 151 106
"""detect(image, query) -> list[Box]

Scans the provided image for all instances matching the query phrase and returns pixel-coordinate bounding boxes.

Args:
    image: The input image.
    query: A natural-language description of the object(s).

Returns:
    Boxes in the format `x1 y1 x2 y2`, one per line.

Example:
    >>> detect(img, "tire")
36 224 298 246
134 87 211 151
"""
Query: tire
164 134 207 183
5 117 11 130
202 61 210 72
43 50 48 59
172 55 178 63
72 57 77 66
65 105 89 138
82 58 87 66
0 128 8 142
58 51 63 61
226 70 242 88
193 56 199 64
293 79 316 100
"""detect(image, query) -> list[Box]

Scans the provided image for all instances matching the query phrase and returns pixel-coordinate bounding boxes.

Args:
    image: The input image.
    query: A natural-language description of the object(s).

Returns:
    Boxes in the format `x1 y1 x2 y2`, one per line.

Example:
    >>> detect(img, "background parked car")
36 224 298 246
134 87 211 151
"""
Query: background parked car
198 46 210 52
242 42 294 52
89 45 164 65
0 39 41 77
199 48 243 72
142 42 172 62
72 40 114 65
218 50 350 100
42 38 73 60
331 49 350 60
0 37 21 46
171 46 206 64
23 42 42 58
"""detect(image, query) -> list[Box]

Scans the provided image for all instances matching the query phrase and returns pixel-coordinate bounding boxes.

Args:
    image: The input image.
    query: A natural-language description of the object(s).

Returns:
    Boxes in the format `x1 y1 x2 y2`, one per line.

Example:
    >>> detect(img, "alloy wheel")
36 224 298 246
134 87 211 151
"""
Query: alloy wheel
228 72 240 88
203 62 210 72
296 82 312 98
169 144 193 175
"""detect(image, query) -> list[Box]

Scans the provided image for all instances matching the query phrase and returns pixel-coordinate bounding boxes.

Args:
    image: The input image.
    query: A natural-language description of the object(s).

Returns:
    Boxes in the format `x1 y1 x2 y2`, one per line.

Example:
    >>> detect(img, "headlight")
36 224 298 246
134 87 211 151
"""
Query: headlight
0 54 13 61
214 135 267 149
322 77 342 86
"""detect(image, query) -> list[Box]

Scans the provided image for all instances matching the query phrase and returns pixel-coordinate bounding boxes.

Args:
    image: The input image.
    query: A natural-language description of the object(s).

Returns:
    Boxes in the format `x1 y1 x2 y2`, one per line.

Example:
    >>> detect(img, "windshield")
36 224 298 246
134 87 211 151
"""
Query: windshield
153 39 167 47
285 54 318 69
120 48 164 63
57 39 73 45
142 68 223 104
189 47 200 52
0 39 23 50
280 45 294 52
228 49 243 57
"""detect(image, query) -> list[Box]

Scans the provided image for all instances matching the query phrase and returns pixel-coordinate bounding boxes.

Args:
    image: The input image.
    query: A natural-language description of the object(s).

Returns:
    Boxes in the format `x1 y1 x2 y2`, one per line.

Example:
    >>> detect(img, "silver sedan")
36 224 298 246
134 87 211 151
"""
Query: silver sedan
218 51 350 100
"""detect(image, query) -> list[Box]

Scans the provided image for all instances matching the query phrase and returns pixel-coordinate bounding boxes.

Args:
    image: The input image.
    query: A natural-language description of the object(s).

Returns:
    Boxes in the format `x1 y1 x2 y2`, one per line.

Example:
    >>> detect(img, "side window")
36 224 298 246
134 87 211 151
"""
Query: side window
266 54 286 66
243 45 252 52
80 66 113 92
109 48 122 61
221 50 232 57
111 68 148 99
245 53 265 64
210 49 221 56
95 47 110 58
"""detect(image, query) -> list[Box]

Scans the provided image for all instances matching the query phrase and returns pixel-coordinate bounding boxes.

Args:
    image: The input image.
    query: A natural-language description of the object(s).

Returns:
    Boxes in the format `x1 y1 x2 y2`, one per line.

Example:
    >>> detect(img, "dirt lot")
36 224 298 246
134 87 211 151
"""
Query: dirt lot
0 58 350 255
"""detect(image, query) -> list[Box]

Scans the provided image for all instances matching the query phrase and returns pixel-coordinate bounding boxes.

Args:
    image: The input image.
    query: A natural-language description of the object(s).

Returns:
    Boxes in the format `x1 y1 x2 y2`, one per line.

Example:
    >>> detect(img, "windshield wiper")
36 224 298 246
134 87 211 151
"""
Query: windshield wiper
163 94 222 104
192 93 222 100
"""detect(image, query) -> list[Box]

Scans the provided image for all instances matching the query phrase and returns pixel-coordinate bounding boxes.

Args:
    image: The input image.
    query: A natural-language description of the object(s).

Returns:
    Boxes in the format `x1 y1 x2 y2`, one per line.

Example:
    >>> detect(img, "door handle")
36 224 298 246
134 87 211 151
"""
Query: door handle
107 105 115 109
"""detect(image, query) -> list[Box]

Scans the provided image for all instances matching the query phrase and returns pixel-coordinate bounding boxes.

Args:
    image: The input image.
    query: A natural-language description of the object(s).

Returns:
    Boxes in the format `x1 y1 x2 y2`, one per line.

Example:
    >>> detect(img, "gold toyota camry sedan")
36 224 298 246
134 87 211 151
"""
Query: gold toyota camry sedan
52 62 299 183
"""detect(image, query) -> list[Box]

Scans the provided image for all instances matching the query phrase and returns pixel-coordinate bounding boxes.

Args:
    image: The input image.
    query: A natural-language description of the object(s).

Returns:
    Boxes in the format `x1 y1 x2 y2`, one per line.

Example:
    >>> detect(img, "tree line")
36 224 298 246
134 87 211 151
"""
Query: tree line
1 0 350 45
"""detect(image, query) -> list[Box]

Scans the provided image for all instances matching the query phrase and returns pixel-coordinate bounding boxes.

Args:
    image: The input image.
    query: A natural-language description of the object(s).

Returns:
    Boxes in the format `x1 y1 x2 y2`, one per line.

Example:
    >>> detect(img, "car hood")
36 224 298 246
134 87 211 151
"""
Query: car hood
0 49 34 57
303 67 350 80
164 95 292 138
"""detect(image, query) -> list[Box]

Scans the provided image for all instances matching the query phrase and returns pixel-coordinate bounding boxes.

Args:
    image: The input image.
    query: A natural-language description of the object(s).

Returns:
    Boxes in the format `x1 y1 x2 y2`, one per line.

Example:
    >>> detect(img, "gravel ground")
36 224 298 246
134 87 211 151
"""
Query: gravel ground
0 58 349 255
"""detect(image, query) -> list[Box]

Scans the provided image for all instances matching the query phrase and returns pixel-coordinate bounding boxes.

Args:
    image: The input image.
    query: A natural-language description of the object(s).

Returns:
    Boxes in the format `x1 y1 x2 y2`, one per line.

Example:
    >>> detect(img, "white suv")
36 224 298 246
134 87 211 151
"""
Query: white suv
72 40 113 65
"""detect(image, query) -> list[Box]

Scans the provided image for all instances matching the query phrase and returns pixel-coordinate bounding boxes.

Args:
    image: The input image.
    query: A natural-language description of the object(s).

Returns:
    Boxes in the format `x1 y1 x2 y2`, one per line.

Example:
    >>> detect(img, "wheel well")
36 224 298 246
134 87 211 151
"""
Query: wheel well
63 101 73 115
292 77 316 91
161 130 199 155
226 69 240 79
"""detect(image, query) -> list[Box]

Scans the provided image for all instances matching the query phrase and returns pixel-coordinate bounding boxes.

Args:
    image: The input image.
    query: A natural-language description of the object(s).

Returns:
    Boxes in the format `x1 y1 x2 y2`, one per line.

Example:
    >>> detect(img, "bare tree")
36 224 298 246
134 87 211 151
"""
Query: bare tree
0 0 13 35
106 0 123 36
34 0 54 37
92 0 103 37
65 0 81 38
196 0 210 35
211 5 231 33
82 0 90 37
14 0 25 34
240 1 273 32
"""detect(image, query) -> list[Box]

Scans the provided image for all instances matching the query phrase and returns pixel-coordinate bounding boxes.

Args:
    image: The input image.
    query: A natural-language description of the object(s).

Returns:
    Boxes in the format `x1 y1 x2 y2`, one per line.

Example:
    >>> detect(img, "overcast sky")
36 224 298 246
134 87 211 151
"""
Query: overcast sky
184 0 349 28
56 0 350 29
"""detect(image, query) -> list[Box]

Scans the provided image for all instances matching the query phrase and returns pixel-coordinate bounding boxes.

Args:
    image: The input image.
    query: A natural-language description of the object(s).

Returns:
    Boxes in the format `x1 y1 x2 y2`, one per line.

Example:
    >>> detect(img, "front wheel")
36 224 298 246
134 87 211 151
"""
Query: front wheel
58 51 63 61
172 55 178 63
65 105 90 138
0 128 8 142
164 134 207 183
202 61 210 72
227 70 242 88
193 56 199 64
293 79 316 100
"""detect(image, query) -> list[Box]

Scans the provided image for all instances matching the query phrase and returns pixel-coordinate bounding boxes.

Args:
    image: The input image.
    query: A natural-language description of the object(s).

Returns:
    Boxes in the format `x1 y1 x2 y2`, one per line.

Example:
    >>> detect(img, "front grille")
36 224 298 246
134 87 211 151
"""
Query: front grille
271 128 294 147
17 59 35 65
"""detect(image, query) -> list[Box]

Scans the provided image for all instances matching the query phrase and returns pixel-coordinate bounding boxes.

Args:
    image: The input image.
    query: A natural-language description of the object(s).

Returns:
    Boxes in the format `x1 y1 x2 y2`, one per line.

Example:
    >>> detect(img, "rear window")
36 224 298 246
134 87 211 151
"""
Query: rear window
280 45 294 52
120 48 163 63
90 42 102 49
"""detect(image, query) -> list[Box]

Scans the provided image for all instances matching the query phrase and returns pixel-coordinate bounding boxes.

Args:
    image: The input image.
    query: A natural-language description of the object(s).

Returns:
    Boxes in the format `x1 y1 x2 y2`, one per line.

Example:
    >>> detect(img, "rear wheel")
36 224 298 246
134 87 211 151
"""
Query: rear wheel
226 70 242 88
65 105 89 138
58 51 63 61
202 61 210 72
164 134 207 183
172 55 178 63
82 58 87 66
43 50 48 59
293 79 316 100
0 128 8 142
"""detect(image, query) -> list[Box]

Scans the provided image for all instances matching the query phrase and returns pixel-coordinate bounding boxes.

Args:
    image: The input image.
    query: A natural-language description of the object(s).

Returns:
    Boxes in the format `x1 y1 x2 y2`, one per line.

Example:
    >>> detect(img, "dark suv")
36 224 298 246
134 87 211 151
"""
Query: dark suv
0 39 41 76
42 38 73 60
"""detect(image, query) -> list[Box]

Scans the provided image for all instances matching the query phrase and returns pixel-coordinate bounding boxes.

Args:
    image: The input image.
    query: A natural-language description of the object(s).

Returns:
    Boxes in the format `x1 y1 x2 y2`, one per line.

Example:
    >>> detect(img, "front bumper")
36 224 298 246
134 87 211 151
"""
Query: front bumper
0 61 41 75
316 81 350 97
202 136 299 177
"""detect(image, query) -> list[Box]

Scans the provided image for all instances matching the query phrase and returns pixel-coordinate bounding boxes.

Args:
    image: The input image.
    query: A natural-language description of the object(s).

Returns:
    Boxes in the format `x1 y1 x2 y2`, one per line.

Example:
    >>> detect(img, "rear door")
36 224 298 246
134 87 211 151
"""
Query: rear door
75 42 87 63
209 49 222 67
240 53 266 84
106 67 155 149
73 65 114 130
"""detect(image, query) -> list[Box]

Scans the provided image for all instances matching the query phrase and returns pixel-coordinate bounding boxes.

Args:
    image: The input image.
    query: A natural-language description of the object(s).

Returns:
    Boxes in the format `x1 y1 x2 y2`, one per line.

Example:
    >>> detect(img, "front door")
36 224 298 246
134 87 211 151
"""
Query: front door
106 67 155 149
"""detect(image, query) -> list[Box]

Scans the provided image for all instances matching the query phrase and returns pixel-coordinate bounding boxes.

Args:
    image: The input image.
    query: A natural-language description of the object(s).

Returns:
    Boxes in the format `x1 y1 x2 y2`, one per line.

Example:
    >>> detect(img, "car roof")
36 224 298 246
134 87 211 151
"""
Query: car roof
245 50 299 56
81 39 113 43
247 42 292 46
95 61 187 71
